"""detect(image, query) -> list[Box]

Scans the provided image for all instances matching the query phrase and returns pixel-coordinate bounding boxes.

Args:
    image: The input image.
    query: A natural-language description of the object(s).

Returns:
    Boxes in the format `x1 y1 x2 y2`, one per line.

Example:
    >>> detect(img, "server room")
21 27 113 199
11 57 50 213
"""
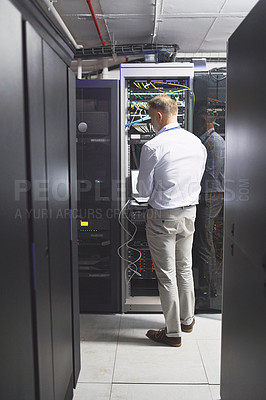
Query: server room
1 1 265 400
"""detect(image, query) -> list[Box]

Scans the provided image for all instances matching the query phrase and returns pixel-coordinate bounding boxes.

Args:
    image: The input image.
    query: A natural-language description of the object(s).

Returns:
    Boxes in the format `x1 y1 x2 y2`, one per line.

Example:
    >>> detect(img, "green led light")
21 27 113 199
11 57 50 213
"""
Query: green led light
80 220 88 227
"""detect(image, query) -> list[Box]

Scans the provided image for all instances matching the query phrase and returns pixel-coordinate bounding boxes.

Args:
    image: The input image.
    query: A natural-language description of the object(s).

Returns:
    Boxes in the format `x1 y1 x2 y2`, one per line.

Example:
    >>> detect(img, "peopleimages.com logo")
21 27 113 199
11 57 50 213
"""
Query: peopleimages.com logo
14 179 125 202
14 207 121 220
224 178 249 202
14 178 249 203
13 177 250 220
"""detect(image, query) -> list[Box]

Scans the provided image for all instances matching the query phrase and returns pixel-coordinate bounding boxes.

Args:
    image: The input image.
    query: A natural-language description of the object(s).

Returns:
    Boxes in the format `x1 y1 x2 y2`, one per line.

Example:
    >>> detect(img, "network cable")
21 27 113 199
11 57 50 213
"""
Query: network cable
117 200 142 282
125 115 151 128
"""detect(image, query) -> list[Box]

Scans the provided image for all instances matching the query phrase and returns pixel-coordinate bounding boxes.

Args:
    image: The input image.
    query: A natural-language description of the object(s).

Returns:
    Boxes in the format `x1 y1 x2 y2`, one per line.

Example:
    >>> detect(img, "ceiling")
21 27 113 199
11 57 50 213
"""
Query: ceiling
39 0 259 73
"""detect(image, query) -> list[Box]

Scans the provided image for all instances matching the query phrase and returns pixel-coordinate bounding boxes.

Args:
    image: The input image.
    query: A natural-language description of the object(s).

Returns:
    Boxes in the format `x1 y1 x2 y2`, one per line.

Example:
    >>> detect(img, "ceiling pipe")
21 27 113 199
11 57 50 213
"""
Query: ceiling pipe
77 59 83 79
42 0 83 49
101 59 109 79
152 0 164 44
86 0 106 46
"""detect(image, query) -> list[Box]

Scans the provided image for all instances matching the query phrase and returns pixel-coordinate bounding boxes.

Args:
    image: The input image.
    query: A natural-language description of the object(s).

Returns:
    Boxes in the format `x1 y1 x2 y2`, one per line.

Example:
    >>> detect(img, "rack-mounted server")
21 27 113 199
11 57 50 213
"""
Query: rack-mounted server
76 79 121 313
120 63 194 312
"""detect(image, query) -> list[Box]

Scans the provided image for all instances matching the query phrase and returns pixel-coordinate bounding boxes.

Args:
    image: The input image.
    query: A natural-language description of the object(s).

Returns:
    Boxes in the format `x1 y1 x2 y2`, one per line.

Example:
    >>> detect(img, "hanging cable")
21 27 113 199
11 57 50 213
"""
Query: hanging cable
117 201 142 282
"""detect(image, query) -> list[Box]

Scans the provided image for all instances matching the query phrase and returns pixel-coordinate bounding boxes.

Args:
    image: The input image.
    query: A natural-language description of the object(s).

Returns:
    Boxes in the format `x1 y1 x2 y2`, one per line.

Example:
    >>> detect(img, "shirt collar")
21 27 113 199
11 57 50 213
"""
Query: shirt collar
156 122 180 136
200 127 215 143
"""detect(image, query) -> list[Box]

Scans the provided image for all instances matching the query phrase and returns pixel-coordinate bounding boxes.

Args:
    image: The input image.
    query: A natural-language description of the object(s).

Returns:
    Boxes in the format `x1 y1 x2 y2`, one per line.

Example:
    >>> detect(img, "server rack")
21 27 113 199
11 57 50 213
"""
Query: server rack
1 1 80 398
76 79 121 313
193 69 226 138
120 63 194 312
193 70 226 312
221 1 266 397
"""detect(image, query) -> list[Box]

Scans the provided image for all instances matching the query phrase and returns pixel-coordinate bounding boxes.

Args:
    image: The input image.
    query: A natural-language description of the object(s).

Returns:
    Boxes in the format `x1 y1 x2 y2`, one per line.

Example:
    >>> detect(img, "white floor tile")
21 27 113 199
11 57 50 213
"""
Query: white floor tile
111 384 213 400
76 312 222 398
120 313 165 329
80 314 121 341
194 315 222 340
209 385 221 400
197 340 221 384
78 340 118 383
78 314 121 383
113 339 207 384
73 383 111 400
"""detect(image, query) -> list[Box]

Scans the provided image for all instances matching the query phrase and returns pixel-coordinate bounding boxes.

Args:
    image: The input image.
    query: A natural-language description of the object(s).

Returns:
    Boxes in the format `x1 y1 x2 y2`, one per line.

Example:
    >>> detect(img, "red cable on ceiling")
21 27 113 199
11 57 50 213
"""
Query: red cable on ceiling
86 0 106 47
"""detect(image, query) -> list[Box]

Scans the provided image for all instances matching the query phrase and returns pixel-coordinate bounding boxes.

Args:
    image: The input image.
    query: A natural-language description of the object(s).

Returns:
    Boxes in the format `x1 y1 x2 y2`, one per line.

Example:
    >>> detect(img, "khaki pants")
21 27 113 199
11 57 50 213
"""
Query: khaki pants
146 205 196 337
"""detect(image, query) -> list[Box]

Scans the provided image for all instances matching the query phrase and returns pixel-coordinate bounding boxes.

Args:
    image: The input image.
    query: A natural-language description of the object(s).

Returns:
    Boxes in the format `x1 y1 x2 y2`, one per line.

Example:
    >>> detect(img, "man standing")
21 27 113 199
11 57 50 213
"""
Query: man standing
193 109 225 309
137 94 207 347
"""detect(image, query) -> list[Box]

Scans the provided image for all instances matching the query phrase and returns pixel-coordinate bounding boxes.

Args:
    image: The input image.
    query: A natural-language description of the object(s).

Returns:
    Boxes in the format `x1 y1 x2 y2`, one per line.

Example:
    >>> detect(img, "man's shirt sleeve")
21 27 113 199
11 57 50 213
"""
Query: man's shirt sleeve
137 145 157 197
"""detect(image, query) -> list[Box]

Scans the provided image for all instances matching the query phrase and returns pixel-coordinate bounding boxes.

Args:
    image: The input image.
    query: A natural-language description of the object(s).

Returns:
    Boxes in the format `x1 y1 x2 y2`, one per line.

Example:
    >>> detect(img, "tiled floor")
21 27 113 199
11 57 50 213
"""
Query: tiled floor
74 313 221 400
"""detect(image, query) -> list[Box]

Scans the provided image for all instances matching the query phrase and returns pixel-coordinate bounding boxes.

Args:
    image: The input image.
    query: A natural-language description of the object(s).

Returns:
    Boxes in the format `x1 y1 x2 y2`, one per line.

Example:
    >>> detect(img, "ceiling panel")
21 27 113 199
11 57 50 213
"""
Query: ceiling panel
54 0 91 15
39 0 260 62
163 0 226 14
107 19 153 44
222 0 259 12
100 0 153 15
199 17 244 51
158 18 215 52
61 17 102 47
54 0 110 47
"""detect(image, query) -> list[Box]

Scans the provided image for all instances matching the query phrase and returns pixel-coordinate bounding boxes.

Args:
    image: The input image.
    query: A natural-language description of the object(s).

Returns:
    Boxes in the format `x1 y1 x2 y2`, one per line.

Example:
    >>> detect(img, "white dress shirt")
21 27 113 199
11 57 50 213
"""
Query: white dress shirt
137 123 207 210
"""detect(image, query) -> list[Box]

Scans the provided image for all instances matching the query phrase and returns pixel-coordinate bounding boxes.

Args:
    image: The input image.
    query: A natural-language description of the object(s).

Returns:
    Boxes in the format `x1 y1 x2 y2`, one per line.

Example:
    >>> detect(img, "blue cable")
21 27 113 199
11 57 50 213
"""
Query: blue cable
125 115 151 128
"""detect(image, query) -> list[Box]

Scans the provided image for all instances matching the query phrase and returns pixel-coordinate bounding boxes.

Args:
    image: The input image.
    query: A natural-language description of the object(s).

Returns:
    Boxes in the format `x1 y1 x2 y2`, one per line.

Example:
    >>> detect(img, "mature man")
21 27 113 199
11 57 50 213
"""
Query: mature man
137 94 207 347
193 109 225 309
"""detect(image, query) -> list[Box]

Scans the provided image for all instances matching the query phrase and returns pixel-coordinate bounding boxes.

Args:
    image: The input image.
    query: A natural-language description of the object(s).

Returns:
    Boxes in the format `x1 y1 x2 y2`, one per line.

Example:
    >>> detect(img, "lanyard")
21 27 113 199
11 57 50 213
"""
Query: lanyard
163 126 181 133
202 128 215 145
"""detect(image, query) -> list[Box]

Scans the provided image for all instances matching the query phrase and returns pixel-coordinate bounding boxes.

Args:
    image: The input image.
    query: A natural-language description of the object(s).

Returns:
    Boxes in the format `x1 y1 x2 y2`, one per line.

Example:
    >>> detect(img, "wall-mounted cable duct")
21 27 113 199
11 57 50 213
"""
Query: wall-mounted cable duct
42 0 83 49
86 0 106 46
75 43 179 59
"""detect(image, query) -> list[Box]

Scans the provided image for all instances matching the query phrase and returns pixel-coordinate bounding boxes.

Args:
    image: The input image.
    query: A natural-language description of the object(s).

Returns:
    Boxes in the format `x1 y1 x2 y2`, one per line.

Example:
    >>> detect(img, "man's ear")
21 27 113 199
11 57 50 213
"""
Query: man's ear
157 111 163 121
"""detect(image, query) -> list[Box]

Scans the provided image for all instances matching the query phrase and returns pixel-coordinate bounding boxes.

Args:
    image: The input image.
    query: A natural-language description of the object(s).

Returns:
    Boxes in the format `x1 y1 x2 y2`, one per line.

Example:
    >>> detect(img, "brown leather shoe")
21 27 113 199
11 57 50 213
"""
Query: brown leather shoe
181 318 195 333
146 328 181 347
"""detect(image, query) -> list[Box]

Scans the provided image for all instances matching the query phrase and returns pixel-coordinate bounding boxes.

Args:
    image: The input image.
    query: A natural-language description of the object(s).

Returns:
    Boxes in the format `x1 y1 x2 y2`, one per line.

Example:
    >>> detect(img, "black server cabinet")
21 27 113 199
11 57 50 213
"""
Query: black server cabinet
0 2 36 398
24 22 54 399
76 79 121 313
43 41 74 400
0 1 80 399
221 1 266 399
68 70 81 387
25 23 80 400
193 71 226 312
